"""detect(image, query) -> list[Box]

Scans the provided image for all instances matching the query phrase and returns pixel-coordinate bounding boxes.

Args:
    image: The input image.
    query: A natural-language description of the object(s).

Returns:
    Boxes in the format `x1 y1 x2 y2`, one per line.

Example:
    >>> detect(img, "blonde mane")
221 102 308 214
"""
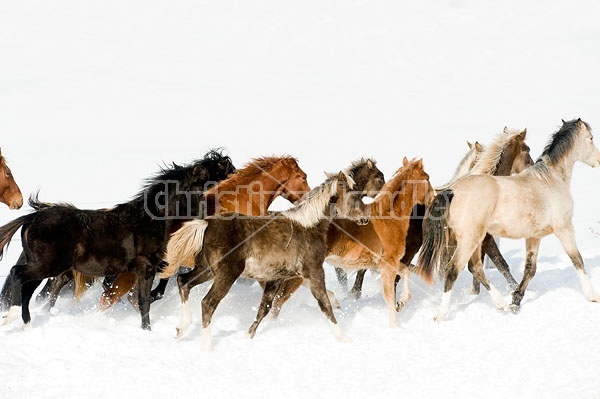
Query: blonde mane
469 129 524 176
282 173 354 228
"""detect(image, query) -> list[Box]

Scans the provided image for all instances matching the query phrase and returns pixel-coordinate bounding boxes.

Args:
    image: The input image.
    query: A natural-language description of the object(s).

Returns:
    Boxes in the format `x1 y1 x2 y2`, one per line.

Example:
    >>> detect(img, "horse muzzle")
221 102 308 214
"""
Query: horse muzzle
356 216 370 226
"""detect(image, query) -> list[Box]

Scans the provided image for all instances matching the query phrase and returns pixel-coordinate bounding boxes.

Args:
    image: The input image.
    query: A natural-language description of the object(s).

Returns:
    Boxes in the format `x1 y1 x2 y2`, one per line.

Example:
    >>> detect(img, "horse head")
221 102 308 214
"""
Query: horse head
333 171 369 225
0 148 23 210
278 158 311 203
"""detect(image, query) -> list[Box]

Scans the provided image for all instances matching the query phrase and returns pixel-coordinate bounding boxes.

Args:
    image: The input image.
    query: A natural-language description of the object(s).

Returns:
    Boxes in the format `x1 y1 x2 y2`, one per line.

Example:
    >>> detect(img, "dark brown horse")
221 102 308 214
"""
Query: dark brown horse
96 156 313 310
161 171 369 350
0 148 23 210
0 150 235 330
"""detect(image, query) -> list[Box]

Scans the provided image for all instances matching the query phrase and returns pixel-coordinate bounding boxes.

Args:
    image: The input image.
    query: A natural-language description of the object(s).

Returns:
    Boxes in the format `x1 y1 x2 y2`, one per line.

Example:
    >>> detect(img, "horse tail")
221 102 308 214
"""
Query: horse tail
0 213 35 260
416 189 454 285
73 271 90 301
160 219 209 279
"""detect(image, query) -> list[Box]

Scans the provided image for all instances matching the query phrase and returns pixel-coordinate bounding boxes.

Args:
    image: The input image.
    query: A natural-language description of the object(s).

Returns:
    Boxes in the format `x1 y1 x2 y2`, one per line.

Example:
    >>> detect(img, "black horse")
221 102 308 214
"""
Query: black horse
0 150 234 330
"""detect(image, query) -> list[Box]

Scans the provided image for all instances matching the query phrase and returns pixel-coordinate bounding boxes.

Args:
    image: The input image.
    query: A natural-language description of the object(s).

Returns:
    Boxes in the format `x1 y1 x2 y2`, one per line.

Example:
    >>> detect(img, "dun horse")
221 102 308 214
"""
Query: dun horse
172 158 384 312
271 157 434 327
0 150 235 330
97 156 312 309
342 128 532 300
162 171 369 350
417 119 600 320
0 148 23 210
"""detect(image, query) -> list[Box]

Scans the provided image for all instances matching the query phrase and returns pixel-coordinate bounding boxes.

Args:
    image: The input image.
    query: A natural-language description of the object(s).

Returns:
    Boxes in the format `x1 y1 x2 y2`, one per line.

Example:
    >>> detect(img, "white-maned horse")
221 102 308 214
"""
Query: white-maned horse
417 118 600 320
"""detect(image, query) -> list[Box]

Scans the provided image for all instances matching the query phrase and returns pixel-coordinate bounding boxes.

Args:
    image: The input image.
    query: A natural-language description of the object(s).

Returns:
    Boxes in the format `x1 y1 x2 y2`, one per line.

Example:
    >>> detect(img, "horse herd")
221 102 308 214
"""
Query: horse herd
0 118 598 350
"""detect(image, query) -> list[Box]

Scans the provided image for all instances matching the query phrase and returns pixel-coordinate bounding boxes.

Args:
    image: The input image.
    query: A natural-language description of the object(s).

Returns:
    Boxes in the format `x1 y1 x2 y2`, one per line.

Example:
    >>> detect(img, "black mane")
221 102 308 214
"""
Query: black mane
539 119 589 164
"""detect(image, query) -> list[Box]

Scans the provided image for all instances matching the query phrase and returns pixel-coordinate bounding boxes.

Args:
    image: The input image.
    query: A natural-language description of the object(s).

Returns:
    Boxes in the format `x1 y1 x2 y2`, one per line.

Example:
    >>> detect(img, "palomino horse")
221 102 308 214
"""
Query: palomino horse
0 148 23 209
97 156 316 309
417 119 600 320
342 128 533 299
271 157 434 328
164 158 384 329
0 150 235 330
162 171 369 350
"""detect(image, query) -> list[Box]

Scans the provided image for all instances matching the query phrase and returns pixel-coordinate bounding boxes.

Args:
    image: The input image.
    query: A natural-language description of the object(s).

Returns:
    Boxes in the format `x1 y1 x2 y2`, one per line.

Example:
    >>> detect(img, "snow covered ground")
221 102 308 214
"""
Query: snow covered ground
2 1 600 398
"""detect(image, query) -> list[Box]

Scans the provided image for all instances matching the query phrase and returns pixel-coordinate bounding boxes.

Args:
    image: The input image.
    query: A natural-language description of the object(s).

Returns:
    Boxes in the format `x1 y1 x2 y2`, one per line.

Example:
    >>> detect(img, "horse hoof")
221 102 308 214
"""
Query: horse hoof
395 301 406 312
175 327 185 340
348 290 361 300
509 304 520 313
23 323 31 331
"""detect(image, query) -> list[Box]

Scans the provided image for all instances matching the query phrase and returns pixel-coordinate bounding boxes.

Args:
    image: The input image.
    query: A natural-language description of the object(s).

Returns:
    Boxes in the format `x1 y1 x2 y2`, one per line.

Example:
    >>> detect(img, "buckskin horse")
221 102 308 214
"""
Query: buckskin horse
417 119 600 320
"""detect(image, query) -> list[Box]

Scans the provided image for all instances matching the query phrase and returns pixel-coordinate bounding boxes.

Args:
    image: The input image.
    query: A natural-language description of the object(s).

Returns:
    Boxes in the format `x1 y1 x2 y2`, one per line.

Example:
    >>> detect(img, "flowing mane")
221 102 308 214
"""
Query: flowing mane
205 155 297 195
282 173 354 228
370 159 417 216
529 119 588 181
345 158 376 177
540 119 588 164
470 129 524 175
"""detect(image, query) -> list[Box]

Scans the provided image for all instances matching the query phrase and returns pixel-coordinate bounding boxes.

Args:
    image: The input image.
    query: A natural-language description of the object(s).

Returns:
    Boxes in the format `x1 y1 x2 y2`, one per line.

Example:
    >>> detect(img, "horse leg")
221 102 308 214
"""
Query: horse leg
335 267 348 290
43 272 73 312
20 279 43 329
150 278 170 302
380 257 400 327
98 272 136 311
248 280 284 338
467 245 508 311
482 233 518 290
395 263 412 312
134 258 156 330
199 261 244 351
555 227 600 302
175 264 214 339
303 261 348 342
348 270 366 300
510 237 541 312
270 276 303 318
35 278 55 303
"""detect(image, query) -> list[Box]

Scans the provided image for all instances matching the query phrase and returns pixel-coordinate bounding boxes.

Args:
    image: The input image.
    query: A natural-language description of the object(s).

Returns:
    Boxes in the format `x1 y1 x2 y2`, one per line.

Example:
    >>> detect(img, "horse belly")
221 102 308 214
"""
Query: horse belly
242 257 301 280
325 253 380 271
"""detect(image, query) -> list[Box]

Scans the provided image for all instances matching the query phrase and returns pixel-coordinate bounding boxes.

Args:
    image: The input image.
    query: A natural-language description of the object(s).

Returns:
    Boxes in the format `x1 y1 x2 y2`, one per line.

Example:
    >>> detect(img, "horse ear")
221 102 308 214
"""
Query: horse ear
520 128 527 139
193 164 207 179
503 126 509 135
475 142 484 152
561 118 566 124
577 119 586 129
402 156 409 166
417 158 423 168
367 159 374 169
467 141 473 149
0 147 2 156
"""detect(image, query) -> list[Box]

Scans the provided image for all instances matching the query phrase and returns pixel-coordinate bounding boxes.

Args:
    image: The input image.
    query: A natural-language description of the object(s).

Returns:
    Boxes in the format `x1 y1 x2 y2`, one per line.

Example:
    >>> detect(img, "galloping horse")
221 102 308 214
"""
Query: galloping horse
0 150 235 330
162 171 369 350
0 148 23 210
163 158 383 329
271 157 434 327
417 119 600 320
97 156 315 310
342 128 532 299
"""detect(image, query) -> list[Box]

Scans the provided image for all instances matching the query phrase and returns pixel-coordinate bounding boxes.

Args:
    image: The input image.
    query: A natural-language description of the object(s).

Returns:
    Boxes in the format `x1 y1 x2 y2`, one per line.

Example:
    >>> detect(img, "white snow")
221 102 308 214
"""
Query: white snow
2 1 600 398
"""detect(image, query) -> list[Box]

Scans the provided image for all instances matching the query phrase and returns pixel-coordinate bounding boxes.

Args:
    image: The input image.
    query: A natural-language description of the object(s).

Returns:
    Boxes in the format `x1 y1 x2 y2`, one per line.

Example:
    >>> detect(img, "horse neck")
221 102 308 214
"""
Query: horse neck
494 151 516 176
282 181 334 228
370 172 416 218
445 150 476 186
548 156 575 185
214 167 286 216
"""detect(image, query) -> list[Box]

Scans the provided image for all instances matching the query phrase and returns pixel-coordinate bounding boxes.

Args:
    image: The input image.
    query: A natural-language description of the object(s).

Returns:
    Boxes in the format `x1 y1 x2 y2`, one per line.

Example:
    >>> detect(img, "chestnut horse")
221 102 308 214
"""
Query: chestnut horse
273 157 435 327
96 156 312 310
417 119 600 320
0 148 23 210
161 171 369 350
